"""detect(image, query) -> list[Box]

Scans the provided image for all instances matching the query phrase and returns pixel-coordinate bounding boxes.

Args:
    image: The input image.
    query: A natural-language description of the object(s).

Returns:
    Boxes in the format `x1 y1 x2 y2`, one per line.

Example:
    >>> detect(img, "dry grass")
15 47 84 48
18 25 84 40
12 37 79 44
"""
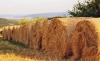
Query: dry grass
0 53 44 61
0 37 71 61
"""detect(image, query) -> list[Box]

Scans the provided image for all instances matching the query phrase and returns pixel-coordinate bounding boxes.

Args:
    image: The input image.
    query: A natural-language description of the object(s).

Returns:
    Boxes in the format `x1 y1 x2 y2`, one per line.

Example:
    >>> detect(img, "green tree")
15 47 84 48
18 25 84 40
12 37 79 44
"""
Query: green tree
18 18 29 25
68 0 100 17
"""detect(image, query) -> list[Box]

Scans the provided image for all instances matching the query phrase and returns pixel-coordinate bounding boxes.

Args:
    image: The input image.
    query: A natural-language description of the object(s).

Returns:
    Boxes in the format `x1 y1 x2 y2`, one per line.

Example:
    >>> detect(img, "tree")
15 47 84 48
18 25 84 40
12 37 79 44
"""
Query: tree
68 0 100 17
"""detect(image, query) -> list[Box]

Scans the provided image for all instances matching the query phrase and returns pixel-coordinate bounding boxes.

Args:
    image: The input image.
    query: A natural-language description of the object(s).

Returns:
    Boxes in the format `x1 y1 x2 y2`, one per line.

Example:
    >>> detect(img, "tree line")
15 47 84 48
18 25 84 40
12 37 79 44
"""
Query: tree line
68 0 100 17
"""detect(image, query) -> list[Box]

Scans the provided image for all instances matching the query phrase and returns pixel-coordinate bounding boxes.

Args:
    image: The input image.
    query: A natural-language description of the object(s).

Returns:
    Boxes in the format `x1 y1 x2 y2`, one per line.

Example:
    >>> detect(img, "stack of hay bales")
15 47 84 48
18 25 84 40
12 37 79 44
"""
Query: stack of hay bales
44 18 83 58
70 18 100 61
2 17 100 60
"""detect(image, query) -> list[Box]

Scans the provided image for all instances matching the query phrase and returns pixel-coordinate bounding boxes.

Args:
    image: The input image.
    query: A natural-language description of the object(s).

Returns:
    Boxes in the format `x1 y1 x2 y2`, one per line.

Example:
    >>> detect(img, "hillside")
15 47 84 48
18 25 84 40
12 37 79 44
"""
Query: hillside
0 12 70 18
0 18 18 28
23 12 70 18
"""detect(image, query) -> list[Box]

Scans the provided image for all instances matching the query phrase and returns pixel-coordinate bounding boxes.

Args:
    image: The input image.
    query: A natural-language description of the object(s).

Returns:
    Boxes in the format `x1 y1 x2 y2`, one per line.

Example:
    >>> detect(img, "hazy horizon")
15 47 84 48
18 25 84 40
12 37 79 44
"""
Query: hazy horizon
0 0 84 15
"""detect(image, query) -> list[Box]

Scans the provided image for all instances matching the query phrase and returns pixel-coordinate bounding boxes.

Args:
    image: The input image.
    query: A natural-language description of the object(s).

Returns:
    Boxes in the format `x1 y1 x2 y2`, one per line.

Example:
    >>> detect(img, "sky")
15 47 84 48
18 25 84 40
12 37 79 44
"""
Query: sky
0 0 84 14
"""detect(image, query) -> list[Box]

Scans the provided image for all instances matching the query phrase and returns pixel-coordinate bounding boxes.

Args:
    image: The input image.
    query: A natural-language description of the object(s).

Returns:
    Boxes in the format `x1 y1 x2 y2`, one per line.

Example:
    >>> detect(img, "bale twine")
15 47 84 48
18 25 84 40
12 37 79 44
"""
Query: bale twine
70 20 99 60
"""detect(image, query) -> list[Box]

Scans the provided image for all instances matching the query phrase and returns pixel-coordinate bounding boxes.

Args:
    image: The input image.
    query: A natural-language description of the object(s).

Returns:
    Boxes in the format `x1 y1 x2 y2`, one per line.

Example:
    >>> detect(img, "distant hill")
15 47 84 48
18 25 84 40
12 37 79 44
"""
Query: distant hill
0 12 70 19
0 18 18 28
22 12 70 18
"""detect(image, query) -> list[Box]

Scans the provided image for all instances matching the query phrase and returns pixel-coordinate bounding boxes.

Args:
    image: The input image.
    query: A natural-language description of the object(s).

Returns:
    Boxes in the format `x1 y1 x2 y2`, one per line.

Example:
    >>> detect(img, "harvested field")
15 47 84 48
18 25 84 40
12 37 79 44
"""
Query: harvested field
2 18 100 61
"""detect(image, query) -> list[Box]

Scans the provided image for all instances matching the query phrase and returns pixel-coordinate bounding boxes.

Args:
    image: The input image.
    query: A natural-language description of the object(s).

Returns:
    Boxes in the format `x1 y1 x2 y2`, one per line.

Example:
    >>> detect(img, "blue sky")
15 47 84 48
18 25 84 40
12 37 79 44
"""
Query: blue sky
0 0 84 14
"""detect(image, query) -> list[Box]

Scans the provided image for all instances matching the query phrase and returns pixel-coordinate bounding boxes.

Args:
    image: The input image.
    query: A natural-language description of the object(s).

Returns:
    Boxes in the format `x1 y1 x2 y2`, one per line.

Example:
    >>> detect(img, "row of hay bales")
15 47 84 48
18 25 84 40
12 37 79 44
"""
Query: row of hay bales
2 18 100 61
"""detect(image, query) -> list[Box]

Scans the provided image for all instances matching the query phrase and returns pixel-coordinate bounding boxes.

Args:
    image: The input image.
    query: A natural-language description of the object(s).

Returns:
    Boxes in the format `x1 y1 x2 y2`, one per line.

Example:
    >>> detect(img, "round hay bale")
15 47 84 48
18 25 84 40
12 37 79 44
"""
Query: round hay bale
45 18 81 58
2 27 7 39
22 24 32 46
29 23 35 48
32 21 43 50
70 20 99 60
27 24 32 47
18 25 23 43
42 20 50 51
11 26 16 41
7 26 13 40
3 26 9 40
15 26 20 42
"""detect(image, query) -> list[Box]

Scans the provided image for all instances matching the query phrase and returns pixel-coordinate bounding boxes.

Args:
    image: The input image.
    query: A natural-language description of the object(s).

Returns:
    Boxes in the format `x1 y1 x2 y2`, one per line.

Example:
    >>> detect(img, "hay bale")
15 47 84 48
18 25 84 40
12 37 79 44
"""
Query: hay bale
70 20 99 60
29 23 35 48
15 26 20 42
2 27 5 39
7 26 10 40
22 24 32 46
27 24 32 47
18 25 23 43
32 21 43 50
2 26 9 40
42 20 50 51
82 46 98 61
45 18 82 58
7 26 13 40
20 24 27 45
20 25 26 43
11 26 16 41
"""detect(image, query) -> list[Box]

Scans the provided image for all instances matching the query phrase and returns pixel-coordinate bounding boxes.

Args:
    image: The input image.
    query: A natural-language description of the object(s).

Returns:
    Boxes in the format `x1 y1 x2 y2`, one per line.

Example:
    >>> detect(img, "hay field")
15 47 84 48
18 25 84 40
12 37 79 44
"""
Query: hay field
0 37 69 61
2 18 100 61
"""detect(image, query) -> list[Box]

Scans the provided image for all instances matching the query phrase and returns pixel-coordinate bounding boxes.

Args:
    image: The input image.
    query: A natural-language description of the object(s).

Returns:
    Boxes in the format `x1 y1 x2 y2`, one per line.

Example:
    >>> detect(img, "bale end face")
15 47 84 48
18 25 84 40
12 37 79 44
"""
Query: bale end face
71 20 98 60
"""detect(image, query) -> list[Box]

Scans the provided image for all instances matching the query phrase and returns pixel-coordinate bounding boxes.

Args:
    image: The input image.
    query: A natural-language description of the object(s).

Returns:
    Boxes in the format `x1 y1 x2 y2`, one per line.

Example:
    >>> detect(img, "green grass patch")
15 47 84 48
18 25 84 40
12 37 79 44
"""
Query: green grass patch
0 46 12 50
2 39 27 48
